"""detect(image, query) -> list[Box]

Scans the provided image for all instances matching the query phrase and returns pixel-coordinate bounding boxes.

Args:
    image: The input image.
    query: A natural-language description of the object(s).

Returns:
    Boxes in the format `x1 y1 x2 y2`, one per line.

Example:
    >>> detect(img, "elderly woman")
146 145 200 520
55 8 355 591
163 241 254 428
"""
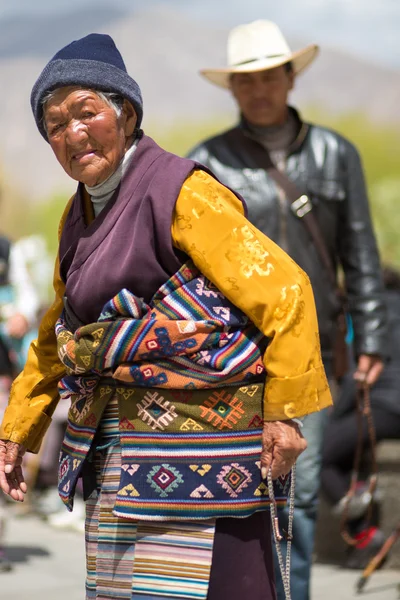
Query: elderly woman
0 34 331 600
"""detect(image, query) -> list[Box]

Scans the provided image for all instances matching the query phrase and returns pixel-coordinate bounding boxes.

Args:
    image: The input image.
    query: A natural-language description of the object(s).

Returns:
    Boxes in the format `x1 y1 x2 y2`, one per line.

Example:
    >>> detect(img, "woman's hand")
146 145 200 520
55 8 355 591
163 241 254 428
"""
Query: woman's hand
261 420 307 480
0 440 26 501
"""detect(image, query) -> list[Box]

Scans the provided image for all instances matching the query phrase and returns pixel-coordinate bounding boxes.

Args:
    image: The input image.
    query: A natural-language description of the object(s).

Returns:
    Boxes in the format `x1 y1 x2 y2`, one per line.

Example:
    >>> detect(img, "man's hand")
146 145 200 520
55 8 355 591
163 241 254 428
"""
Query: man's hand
6 314 29 339
0 440 26 502
354 354 384 386
261 420 307 480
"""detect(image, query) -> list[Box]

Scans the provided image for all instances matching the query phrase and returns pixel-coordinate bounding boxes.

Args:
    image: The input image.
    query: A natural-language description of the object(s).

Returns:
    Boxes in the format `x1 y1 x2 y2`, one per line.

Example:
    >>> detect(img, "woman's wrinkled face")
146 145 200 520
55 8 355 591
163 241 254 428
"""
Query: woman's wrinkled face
44 87 136 186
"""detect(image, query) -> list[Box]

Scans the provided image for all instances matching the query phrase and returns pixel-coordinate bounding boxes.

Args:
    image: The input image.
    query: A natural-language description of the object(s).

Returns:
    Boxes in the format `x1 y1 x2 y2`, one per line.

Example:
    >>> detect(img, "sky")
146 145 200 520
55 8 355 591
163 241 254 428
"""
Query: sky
0 0 398 69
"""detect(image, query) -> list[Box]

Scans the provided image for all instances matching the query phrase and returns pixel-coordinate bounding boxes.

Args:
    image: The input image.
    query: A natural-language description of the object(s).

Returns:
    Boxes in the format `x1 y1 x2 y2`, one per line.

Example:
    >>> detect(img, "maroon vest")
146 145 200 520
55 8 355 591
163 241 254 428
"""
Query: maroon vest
59 135 196 324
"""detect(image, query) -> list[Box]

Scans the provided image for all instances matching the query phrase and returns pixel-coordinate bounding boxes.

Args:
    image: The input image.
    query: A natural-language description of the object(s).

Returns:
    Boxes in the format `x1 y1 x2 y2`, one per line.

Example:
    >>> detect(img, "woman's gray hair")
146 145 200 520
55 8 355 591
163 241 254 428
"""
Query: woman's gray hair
41 88 125 132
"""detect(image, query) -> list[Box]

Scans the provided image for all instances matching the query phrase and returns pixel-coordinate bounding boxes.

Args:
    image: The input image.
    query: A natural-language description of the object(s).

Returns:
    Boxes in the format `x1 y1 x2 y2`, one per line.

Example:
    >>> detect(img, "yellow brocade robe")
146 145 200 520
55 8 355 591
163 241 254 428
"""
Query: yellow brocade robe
0 169 332 452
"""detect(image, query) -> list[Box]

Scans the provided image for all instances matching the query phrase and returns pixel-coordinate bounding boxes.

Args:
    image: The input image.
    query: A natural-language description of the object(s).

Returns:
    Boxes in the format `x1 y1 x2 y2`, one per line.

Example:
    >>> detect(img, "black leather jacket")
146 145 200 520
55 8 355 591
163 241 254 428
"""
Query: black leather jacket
188 111 387 360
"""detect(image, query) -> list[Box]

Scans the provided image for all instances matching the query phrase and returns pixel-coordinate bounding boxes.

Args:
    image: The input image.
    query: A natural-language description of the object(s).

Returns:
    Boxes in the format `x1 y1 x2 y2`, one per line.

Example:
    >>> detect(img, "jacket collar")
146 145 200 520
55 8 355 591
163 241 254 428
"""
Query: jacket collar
239 106 309 154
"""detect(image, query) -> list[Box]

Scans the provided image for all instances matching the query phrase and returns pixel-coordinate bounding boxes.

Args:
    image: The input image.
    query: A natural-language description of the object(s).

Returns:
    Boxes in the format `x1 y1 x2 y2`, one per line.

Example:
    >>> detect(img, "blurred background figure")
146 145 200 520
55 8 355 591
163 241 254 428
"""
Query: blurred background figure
322 266 400 570
0 235 39 376
0 233 40 571
13 236 54 310
31 399 85 533
0 235 84 533
187 19 386 600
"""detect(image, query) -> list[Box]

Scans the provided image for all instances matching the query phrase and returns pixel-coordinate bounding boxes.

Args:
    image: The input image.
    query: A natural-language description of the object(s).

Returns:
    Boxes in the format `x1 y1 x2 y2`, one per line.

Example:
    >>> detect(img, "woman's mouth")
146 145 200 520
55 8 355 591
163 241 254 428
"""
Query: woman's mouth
72 149 97 162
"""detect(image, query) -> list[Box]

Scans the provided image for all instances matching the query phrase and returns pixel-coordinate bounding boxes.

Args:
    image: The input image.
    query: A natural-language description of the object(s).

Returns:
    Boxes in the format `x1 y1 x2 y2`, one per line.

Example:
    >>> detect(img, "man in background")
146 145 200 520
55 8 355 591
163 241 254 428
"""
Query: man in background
188 20 386 600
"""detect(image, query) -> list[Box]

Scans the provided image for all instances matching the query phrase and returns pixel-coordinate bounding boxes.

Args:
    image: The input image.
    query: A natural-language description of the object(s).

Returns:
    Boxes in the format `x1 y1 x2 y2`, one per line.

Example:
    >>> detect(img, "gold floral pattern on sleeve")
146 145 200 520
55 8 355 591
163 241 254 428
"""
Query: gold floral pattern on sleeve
274 284 305 337
183 171 225 217
175 214 193 231
172 169 332 420
185 243 212 273
223 277 240 293
226 225 275 278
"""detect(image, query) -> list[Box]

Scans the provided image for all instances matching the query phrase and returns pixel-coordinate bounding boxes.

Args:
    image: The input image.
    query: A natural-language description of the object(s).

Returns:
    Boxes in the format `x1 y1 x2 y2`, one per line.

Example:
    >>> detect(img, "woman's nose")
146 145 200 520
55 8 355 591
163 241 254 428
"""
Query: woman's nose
66 119 88 143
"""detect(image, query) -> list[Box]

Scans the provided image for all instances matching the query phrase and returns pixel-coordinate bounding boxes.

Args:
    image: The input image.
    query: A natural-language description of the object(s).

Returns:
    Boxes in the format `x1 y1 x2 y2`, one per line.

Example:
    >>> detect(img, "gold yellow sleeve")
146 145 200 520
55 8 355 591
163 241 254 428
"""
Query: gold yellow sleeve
0 198 74 453
171 169 332 420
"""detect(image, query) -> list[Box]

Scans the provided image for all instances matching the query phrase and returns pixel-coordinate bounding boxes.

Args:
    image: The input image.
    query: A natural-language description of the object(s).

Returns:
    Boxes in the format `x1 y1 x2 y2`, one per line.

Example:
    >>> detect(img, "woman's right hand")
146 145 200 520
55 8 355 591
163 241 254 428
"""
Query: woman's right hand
0 440 27 502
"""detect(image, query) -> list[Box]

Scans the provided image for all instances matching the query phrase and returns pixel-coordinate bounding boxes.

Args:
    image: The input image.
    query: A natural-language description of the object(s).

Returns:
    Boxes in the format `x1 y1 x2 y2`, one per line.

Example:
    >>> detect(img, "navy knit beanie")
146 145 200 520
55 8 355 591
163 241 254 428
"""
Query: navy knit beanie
31 33 143 141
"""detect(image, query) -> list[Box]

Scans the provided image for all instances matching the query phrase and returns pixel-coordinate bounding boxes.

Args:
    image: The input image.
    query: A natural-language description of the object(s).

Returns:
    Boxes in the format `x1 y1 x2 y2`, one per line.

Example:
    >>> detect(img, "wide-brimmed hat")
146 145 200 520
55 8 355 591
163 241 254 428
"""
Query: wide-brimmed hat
201 20 319 89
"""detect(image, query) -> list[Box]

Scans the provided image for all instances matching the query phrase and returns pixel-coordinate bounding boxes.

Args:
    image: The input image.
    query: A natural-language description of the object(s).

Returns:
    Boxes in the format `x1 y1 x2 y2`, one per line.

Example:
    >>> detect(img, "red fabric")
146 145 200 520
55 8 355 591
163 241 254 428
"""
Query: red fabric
355 526 378 549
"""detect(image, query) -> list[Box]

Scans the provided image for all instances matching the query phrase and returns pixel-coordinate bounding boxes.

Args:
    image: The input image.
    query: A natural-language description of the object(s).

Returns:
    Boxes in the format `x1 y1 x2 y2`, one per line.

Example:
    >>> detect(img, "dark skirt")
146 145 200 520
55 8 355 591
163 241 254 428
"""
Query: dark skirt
209 513 276 600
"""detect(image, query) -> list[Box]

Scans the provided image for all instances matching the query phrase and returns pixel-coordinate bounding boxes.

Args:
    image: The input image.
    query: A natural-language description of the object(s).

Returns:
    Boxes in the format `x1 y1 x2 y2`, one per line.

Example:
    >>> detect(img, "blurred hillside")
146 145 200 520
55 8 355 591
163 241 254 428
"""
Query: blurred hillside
0 6 400 201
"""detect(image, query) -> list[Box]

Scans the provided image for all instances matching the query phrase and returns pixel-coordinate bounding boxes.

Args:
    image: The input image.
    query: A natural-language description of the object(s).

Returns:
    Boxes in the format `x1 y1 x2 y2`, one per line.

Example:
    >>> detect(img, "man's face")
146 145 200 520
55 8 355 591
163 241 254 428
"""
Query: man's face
230 66 294 127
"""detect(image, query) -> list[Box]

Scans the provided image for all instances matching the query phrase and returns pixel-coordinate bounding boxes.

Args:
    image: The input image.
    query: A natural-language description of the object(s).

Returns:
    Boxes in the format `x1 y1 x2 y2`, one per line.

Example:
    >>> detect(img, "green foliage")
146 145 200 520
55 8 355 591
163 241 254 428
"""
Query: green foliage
29 193 68 255
0 183 33 242
147 116 233 157
369 178 400 266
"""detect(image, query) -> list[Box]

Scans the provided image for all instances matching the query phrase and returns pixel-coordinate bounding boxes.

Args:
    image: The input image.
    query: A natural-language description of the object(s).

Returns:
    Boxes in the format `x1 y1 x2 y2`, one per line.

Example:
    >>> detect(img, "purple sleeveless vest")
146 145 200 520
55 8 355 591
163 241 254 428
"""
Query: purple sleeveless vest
59 135 196 324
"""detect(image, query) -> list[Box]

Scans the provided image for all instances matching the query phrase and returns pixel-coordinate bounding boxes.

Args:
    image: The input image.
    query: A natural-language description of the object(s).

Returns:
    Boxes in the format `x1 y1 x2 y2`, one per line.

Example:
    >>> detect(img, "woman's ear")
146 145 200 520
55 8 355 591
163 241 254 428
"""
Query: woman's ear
122 100 137 137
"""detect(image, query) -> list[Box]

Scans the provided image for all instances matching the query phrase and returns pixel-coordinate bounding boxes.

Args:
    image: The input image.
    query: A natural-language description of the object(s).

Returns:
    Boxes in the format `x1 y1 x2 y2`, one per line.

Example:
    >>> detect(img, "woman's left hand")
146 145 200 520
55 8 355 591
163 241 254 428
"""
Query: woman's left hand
261 420 307 480
0 440 26 502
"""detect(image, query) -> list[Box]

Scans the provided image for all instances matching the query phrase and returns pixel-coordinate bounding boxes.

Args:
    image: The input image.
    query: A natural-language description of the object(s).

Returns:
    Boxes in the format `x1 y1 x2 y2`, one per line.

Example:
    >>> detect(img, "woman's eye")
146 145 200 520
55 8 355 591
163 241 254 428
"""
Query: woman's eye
82 111 95 119
49 123 63 135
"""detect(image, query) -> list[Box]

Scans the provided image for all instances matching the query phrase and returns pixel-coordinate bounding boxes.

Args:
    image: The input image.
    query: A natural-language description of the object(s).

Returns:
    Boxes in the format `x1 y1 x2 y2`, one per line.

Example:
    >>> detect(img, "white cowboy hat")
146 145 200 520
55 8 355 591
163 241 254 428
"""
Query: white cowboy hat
201 20 319 89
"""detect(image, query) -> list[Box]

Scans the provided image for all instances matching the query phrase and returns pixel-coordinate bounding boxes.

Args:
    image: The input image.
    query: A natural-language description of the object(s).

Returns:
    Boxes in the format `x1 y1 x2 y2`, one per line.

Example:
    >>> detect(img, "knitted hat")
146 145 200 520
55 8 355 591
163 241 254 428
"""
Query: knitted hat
31 33 143 141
